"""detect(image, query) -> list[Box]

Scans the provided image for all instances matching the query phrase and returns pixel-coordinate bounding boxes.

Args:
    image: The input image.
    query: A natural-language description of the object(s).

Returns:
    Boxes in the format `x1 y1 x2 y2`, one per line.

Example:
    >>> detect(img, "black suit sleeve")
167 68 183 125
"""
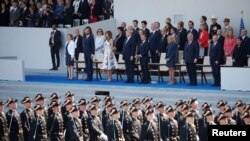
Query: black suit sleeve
54 31 62 48
90 35 95 55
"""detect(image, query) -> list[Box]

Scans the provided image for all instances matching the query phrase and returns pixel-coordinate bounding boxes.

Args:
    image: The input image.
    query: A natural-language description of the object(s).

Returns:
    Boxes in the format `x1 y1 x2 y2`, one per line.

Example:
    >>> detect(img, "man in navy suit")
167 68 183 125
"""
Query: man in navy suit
122 26 136 83
49 24 61 70
183 33 199 86
187 21 198 41
217 29 225 64
240 29 250 66
82 26 95 81
177 21 187 50
210 35 223 86
78 0 90 24
149 23 161 68
132 20 140 45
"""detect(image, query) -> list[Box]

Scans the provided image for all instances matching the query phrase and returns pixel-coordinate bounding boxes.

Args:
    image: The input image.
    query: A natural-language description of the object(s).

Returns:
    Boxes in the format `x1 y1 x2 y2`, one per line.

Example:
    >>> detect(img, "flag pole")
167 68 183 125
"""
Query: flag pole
241 10 244 17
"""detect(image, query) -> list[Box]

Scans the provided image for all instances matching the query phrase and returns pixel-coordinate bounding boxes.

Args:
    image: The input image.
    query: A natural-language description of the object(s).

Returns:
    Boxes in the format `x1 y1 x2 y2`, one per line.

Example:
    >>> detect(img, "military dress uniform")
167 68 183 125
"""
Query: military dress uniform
0 101 9 141
67 106 83 141
63 99 73 141
139 120 159 141
34 94 48 121
79 110 90 140
155 102 169 141
6 99 23 141
180 112 198 141
120 110 132 141
29 105 47 141
167 118 179 141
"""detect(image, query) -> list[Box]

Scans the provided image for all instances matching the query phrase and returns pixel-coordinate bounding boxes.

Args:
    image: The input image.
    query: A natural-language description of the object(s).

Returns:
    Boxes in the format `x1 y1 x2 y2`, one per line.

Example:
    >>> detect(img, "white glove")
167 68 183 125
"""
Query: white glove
100 133 108 141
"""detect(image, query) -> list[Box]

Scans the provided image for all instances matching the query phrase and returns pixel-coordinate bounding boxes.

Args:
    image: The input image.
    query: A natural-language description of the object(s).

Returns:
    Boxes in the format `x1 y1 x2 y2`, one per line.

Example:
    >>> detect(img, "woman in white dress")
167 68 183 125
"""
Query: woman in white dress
95 28 105 61
101 31 118 81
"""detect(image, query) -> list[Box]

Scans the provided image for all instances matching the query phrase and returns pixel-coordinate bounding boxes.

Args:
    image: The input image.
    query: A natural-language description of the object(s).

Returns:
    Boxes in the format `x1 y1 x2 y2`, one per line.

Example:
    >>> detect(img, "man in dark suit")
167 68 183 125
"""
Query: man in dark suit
82 26 95 81
78 0 90 24
217 29 225 64
184 33 199 86
209 16 221 39
210 35 223 86
149 23 161 67
74 29 83 61
49 24 62 70
20 2 29 27
159 27 168 53
132 20 140 45
115 27 125 61
141 20 150 41
187 21 198 41
9 1 21 27
122 26 136 83
177 21 187 50
240 29 250 66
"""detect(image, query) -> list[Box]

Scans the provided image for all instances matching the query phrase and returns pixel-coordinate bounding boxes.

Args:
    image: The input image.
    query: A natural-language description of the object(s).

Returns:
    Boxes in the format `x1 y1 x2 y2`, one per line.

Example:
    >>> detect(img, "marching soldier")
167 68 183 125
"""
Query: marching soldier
102 101 114 134
87 104 108 141
174 100 185 122
243 104 250 114
233 100 245 125
201 102 212 112
132 98 143 124
141 97 153 115
165 106 179 141
241 112 250 125
129 107 141 140
90 96 102 119
48 93 60 117
0 100 9 141
139 109 159 141
20 96 34 141
47 100 64 141
78 99 90 140
155 102 169 141
106 108 125 141
34 94 48 121
67 106 83 141
61 92 75 117
103 96 114 105
198 110 216 141
217 113 228 125
6 98 23 141
180 112 198 141
120 100 132 141
223 106 236 125
214 100 227 124
29 104 47 141
188 98 200 134
62 99 73 141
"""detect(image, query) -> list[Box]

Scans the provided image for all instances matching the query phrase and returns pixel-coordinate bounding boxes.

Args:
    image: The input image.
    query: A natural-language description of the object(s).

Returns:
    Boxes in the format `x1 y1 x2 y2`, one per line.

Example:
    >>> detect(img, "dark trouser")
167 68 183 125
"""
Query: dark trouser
9 133 19 141
50 47 60 68
115 52 121 62
84 55 93 80
140 58 150 83
50 134 62 141
150 50 160 69
186 62 197 85
204 48 208 56
210 61 221 85
125 58 135 82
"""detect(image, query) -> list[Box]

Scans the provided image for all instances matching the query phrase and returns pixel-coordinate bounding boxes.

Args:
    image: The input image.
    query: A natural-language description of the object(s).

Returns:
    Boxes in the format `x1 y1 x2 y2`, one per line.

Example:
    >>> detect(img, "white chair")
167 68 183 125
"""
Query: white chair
93 55 102 80
225 56 233 66
64 24 71 28
82 19 89 25
149 53 168 82
198 56 212 84
176 50 186 83
73 19 80 27
248 58 250 67
74 53 85 79
116 54 125 81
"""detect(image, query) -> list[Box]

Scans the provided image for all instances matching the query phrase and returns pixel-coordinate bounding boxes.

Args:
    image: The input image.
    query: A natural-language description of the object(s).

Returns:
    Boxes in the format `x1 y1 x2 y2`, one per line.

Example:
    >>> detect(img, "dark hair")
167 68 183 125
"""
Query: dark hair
140 29 146 35
141 20 147 25
178 21 184 27
171 27 177 33
201 16 207 21
237 37 243 41
105 31 112 39
96 28 104 35
85 26 92 34
67 34 73 40
133 20 138 24
188 21 194 26
117 26 124 32
166 17 171 22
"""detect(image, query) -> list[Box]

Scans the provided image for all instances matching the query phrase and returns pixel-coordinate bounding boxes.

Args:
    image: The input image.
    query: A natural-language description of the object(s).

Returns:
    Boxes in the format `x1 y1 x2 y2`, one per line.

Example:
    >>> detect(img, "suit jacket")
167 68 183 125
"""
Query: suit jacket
242 36 250 55
78 0 90 19
82 34 95 57
115 34 126 52
209 23 221 39
210 42 223 64
198 30 209 48
91 2 103 17
187 28 199 41
149 31 161 52
178 28 187 50
9 7 21 26
183 40 199 63
49 30 62 48
74 35 83 53
233 45 245 67
122 37 136 60
0 9 10 26
133 28 140 45
159 34 168 53
20 7 29 27
137 41 150 59
142 28 150 41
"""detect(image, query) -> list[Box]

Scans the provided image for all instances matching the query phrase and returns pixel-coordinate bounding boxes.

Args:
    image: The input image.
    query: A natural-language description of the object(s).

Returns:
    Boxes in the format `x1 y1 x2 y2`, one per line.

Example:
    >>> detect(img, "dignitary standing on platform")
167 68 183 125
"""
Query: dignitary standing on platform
232 37 245 67
184 33 199 86
136 32 151 84
95 28 105 61
210 35 223 86
115 27 126 61
149 23 161 67
166 35 178 85
49 24 62 70
224 28 236 57
122 26 136 83
240 29 250 66
65 34 76 80
198 24 209 56
74 29 83 63
83 26 95 81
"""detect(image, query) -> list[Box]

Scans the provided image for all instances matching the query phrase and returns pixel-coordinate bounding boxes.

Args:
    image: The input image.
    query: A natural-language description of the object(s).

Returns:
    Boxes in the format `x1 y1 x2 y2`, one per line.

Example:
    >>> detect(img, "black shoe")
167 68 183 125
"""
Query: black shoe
125 81 130 83
84 78 92 81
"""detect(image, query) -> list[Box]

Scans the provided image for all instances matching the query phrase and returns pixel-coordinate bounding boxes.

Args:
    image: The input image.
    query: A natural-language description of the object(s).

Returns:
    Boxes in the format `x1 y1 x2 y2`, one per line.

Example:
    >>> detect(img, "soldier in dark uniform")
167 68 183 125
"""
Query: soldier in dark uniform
0 100 9 141
106 108 125 141
217 113 228 125
131 98 143 125
34 94 48 121
6 98 23 141
48 93 60 117
62 99 73 141
129 107 141 140
103 96 114 105
187 98 200 135
165 106 179 141
61 92 75 118
209 16 221 39
174 100 185 122
141 97 153 122
198 110 216 141
243 104 250 114
201 102 212 112
155 102 169 141
102 101 114 134
180 112 198 141
67 106 83 141
87 104 108 141
78 99 90 140
233 100 245 125
29 104 47 141
240 112 250 125
178 103 189 128
120 100 132 141
223 106 236 125
47 100 64 141
20 96 34 141
214 100 227 124
90 96 102 120
139 109 159 141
